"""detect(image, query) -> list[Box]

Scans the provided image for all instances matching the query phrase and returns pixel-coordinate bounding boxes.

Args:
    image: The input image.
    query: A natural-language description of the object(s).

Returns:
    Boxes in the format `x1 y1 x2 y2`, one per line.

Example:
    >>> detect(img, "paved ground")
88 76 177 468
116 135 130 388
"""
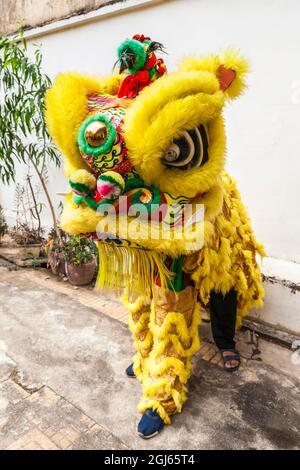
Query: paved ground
0 265 299 450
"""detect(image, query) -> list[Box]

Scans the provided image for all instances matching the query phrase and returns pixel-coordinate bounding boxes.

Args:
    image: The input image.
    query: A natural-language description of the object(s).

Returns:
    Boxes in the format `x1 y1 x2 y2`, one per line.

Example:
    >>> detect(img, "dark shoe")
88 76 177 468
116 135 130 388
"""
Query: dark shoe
125 363 136 378
220 349 241 373
138 409 164 439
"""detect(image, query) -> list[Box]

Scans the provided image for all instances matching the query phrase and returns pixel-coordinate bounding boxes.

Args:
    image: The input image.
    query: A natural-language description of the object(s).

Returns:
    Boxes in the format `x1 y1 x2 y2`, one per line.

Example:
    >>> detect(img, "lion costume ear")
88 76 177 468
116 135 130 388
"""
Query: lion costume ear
179 47 249 100
45 73 121 177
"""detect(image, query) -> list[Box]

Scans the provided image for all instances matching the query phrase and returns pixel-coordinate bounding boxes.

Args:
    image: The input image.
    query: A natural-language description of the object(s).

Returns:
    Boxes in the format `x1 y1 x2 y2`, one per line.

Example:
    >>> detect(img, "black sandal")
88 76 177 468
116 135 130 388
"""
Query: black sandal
220 349 241 373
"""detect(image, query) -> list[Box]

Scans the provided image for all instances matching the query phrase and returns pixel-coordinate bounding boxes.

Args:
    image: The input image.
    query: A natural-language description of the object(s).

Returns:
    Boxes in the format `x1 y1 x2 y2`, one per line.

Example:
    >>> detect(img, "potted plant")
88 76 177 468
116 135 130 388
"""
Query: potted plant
3 179 46 261
9 223 45 259
62 235 97 286
0 205 8 246
46 227 67 277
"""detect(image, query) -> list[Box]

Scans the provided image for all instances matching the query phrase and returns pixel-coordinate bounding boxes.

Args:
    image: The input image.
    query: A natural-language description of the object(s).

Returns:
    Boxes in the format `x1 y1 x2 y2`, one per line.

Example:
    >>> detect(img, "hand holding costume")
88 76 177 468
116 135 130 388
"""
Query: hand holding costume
46 35 264 437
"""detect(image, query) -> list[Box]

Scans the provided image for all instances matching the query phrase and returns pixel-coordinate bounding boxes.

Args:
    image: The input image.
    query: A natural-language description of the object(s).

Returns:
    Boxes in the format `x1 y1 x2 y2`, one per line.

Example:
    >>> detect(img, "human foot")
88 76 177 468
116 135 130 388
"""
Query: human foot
220 349 240 372
137 409 164 439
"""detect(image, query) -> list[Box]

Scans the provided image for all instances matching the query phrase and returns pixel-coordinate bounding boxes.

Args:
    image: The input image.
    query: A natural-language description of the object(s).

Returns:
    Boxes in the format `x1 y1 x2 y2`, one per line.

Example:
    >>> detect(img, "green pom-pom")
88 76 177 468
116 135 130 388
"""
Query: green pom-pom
118 39 147 74
72 193 84 206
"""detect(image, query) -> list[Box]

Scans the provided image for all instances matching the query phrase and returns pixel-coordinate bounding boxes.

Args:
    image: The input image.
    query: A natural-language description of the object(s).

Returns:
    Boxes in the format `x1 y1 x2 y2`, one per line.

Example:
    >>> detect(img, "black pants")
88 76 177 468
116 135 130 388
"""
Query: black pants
209 289 237 350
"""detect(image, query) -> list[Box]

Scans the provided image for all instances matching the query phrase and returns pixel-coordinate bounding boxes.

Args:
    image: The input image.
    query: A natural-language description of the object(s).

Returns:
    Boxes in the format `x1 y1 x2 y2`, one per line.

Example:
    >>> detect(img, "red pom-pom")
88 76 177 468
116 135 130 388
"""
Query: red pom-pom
132 34 151 42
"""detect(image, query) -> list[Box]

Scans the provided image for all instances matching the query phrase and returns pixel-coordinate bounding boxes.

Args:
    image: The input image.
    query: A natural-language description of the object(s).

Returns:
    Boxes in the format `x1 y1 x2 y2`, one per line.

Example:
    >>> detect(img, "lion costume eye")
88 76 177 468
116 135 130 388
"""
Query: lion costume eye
162 125 209 170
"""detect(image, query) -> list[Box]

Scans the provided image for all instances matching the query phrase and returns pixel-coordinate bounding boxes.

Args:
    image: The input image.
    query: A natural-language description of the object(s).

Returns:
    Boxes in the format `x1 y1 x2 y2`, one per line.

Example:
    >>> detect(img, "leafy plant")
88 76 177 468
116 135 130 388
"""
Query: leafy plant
0 205 8 243
46 226 67 256
0 33 61 239
62 235 96 267
9 223 44 246
26 173 43 236
13 176 44 237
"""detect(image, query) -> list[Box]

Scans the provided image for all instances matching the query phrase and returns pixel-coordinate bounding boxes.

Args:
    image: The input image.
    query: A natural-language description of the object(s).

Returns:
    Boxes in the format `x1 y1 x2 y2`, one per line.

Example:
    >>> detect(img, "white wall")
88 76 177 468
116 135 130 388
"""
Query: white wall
1 0 300 264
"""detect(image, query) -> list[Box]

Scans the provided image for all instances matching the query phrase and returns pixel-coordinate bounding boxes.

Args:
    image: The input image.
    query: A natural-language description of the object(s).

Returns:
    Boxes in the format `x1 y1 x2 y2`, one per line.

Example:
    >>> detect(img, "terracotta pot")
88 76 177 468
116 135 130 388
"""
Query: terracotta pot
65 258 96 286
48 252 66 276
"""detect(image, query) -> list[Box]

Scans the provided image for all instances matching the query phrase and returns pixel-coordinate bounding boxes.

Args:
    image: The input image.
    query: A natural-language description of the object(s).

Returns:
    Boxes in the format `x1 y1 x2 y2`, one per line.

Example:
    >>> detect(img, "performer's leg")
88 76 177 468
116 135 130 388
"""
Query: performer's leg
209 289 237 349
138 285 200 427
209 289 240 370
121 295 152 381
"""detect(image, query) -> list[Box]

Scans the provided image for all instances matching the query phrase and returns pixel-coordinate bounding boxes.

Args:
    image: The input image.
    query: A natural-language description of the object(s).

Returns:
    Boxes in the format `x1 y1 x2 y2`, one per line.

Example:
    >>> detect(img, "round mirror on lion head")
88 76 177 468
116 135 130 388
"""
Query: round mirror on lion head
84 121 108 148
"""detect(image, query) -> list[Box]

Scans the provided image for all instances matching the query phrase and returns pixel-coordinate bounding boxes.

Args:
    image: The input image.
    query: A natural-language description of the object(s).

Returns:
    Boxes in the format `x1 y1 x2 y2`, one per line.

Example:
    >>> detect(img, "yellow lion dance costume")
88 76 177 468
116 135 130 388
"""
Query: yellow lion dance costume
46 35 264 438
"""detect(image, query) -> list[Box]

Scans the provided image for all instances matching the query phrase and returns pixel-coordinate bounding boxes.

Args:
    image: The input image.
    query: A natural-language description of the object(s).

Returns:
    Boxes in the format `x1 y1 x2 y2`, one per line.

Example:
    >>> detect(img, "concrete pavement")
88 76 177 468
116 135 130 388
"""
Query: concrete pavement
0 265 299 450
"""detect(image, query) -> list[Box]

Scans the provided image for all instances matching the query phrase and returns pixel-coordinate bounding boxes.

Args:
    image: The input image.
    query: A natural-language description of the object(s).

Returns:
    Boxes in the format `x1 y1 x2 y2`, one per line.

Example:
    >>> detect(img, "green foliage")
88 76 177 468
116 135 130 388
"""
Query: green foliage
46 226 67 256
62 235 97 267
0 205 8 242
0 33 61 184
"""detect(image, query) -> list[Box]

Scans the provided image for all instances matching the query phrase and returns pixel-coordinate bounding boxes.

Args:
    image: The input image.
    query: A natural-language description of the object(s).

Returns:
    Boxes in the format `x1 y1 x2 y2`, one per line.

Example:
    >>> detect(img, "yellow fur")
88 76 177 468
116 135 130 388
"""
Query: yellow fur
179 47 249 101
137 300 201 423
121 293 153 383
45 72 122 177
60 191 217 256
46 47 264 426
125 75 225 197
185 172 265 327
70 169 96 189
